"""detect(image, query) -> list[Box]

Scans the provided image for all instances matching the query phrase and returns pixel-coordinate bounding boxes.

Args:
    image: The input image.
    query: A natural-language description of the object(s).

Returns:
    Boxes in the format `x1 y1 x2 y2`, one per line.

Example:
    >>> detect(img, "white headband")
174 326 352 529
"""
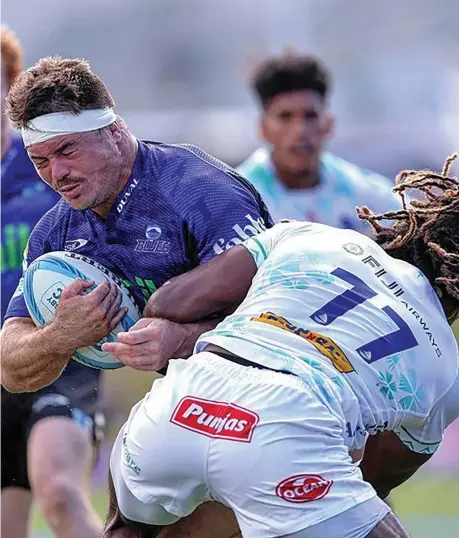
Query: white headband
22 108 117 147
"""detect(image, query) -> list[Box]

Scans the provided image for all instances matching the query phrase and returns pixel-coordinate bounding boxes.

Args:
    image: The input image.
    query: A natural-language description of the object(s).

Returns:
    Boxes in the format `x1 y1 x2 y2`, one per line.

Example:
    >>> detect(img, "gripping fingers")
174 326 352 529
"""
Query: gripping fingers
100 282 120 311
87 280 111 303
106 288 123 320
109 307 129 331
61 279 95 299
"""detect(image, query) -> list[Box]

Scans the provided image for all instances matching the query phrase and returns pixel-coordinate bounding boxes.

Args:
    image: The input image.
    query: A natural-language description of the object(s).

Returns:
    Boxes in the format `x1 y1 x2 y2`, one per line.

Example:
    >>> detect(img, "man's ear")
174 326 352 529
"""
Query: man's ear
322 112 335 140
108 121 122 142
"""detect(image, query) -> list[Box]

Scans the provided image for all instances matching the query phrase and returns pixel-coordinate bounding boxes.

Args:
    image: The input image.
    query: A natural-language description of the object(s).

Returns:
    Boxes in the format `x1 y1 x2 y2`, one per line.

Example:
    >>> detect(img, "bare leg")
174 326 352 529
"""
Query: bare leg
28 417 102 537
367 511 409 538
157 502 241 538
1 487 33 537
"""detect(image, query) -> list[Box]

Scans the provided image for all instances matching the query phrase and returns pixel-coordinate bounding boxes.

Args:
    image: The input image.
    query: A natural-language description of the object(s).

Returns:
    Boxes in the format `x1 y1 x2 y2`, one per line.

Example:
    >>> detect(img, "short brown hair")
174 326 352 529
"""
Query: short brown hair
6 56 115 129
1 25 24 90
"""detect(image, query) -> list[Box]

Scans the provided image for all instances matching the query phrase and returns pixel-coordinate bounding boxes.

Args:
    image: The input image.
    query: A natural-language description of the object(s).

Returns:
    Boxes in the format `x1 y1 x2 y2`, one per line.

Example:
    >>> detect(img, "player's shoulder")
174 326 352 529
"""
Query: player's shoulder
266 220 363 244
142 140 264 207
322 152 395 196
2 135 40 191
7 134 33 173
142 140 233 179
263 220 336 248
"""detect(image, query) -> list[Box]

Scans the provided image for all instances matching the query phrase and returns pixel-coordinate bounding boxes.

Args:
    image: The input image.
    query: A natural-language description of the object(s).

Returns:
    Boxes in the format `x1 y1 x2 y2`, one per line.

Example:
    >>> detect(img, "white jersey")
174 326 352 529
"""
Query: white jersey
196 221 459 453
237 148 401 233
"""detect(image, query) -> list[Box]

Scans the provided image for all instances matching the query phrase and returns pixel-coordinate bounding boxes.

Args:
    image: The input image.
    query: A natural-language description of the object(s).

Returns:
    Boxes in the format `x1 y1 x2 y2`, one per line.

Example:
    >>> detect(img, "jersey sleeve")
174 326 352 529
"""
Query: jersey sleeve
393 371 459 455
242 220 312 268
181 167 274 265
4 212 56 319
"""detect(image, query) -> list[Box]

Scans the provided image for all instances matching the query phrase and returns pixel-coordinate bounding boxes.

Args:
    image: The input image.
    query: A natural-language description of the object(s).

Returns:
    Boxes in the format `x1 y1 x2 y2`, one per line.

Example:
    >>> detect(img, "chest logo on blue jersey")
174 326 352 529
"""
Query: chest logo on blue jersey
146 225 162 240
135 224 170 253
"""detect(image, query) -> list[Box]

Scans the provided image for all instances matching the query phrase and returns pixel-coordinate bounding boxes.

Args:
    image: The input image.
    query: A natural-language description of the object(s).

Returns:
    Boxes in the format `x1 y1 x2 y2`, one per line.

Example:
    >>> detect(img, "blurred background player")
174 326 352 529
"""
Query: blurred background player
238 52 400 229
1 27 103 538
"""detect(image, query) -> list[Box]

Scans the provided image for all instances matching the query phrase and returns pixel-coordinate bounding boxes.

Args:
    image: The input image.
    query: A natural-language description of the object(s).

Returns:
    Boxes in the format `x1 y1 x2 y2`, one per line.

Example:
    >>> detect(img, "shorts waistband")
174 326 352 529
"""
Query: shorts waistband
205 346 294 377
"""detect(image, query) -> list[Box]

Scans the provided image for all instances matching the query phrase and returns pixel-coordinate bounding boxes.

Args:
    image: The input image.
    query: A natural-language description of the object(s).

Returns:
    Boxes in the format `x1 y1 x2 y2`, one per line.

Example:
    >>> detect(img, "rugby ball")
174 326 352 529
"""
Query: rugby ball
23 251 141 370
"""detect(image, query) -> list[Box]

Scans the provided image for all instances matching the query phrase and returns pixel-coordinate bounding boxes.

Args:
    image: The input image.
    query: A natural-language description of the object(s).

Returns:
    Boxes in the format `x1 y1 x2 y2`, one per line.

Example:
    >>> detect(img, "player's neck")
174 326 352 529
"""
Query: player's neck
92 135 139 219
272 158 320 190
117 135 139 192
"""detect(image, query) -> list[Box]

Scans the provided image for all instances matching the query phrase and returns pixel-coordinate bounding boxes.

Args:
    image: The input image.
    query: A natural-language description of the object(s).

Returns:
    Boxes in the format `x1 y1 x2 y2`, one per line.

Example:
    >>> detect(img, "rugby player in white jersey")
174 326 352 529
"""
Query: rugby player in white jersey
237 52 400 231
104 158 459 537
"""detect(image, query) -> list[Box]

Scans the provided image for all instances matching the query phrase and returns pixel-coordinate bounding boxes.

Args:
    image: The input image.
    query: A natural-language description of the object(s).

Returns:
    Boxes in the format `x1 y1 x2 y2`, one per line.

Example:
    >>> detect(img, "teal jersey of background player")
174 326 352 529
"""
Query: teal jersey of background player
237 147 400 232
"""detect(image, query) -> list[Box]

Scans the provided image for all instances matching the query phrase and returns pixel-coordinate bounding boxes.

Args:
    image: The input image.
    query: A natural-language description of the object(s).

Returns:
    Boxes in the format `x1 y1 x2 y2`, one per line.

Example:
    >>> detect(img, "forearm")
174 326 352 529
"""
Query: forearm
145 277 237 323
144 245 257 322
176 319 222 358
1 319 73 393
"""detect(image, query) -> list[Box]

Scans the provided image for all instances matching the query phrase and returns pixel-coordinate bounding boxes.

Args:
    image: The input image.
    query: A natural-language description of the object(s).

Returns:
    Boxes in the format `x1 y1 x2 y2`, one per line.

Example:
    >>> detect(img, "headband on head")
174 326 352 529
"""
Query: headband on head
21 108 117 147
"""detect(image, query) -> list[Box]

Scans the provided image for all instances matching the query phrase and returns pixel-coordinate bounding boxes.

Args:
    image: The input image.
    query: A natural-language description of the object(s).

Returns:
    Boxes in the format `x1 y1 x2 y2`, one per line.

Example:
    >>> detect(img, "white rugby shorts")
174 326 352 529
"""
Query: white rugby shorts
110 352 377 537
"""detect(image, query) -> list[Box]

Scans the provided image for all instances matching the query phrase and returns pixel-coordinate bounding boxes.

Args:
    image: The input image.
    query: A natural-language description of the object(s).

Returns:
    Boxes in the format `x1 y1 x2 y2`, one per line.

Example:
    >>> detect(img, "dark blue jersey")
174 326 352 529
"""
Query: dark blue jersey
1 135 61 321
6 140 273 331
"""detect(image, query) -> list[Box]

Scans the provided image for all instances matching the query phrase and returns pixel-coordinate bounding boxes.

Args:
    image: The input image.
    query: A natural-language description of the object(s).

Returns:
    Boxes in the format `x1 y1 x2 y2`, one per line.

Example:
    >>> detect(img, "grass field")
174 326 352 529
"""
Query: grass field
30 472 459 537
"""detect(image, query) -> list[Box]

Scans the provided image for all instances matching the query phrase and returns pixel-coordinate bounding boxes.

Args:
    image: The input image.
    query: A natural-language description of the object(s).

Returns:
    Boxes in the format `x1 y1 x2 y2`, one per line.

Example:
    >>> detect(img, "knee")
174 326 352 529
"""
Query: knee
34 475 79 522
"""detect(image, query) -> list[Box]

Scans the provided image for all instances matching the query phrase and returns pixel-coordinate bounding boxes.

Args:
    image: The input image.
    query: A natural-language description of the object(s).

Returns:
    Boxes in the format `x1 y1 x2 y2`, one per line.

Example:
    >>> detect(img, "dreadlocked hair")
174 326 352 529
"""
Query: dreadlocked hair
357 154 459 308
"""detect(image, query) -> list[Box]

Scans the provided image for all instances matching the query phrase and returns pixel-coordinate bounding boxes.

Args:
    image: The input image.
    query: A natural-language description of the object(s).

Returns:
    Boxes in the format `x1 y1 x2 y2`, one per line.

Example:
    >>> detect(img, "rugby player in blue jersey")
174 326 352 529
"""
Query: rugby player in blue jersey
1 29 104 538
1 55 273 536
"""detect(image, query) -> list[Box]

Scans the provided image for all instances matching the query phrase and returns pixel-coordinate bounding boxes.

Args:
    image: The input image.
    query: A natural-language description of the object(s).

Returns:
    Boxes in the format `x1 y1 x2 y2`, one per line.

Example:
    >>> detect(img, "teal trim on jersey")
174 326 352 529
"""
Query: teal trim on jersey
251 237 268 260
399 426 441 447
